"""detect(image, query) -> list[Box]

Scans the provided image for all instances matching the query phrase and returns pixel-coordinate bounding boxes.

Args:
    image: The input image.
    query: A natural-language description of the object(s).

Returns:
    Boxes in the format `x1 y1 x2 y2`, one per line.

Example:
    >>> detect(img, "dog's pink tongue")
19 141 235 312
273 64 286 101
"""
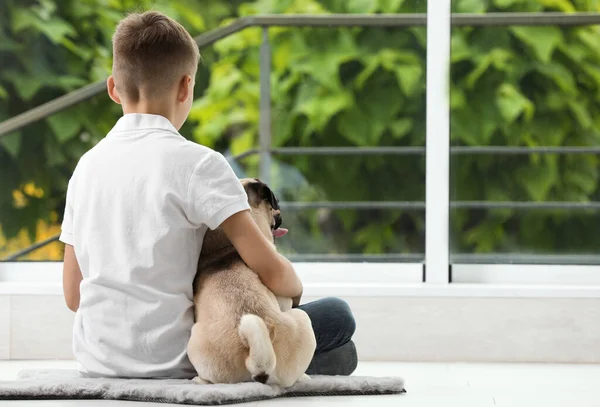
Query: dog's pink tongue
273 228 288 238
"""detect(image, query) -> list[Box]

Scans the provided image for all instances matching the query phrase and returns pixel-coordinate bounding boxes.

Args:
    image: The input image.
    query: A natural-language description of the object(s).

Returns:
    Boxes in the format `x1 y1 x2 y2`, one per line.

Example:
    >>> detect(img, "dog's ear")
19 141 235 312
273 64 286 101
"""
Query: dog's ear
245 179 280 210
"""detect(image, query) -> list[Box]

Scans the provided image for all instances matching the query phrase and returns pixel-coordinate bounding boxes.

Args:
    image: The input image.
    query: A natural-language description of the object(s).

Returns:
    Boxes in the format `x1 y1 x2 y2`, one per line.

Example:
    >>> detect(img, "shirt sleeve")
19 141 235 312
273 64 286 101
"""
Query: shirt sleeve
60 178 74 246
186 152 250 230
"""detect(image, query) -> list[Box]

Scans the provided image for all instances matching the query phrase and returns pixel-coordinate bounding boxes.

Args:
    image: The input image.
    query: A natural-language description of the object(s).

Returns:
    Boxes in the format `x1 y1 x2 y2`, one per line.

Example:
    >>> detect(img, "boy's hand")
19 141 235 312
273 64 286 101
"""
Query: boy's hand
62 244 83 312
221 211 303 299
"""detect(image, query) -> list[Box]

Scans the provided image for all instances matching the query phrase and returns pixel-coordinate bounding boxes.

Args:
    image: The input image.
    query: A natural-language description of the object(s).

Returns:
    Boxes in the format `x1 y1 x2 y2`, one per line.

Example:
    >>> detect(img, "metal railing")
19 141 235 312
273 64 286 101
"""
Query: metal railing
3 12 600 262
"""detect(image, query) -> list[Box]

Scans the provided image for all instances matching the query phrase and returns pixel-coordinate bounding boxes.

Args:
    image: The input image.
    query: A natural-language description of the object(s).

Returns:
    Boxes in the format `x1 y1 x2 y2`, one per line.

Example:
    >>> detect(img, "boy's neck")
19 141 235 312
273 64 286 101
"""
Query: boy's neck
122 101 177 127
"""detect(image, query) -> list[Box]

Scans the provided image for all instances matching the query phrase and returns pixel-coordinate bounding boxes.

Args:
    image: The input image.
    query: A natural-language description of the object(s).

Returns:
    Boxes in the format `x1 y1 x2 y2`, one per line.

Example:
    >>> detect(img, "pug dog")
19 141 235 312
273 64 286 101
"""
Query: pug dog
187 178 316 388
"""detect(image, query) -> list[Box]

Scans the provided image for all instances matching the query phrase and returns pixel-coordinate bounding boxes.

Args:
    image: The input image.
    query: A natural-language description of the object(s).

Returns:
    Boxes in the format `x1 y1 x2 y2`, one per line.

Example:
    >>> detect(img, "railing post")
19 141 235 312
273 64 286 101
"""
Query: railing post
425 0 451 283
259 27 272 185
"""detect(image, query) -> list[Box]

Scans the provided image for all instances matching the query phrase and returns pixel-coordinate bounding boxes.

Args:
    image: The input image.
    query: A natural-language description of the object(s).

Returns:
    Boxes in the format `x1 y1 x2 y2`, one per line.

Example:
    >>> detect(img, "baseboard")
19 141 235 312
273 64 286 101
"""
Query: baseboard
1 293 599 363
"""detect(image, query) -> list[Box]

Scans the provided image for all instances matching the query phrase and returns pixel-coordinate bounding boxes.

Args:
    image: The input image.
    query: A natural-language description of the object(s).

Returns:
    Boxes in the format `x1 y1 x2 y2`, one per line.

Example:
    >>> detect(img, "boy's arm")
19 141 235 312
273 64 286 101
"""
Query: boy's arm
60 177 81 312
62 244 82 312
221 211 303 299
187 152 302 299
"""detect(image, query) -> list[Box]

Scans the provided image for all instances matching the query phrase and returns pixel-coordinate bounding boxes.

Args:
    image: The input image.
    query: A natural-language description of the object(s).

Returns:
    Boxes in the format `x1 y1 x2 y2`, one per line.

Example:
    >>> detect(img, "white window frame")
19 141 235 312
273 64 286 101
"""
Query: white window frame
2 4 600 297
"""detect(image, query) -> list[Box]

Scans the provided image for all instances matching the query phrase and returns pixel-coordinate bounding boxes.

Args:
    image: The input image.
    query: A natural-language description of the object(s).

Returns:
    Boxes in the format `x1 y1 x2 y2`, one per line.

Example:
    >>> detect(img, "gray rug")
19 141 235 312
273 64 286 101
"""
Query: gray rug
0 369 406 405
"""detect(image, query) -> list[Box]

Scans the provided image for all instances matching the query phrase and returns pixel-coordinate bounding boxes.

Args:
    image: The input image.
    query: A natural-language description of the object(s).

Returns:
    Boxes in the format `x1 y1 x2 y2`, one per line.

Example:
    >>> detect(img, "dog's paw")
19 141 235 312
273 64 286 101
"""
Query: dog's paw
298 374 311 382
192 376 210 385
276 296 293 312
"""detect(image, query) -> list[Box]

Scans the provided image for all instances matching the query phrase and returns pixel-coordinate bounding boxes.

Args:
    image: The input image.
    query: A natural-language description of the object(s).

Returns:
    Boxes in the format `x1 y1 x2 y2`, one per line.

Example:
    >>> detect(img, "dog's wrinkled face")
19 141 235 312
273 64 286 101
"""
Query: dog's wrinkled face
241 178 288 241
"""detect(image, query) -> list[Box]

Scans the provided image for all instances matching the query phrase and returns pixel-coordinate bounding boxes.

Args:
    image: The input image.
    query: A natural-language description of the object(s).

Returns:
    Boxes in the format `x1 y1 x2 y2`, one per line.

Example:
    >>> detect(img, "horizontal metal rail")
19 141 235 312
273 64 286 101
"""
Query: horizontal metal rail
2 12 600 138
271 146 600 156
451 253 600 265
0 81 107 139
450 146 600 155
272 146 426 155
5 200 600 260
452 201 600 210
282 201 600 210
280 201 425 210
3 233 61 261
286 253 424 262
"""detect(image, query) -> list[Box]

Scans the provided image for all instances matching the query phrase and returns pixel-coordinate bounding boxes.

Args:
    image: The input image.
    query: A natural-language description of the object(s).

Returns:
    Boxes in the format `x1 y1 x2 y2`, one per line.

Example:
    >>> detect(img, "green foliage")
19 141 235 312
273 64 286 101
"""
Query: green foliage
193 0 600 256
0 0 238 239
2 0 600 258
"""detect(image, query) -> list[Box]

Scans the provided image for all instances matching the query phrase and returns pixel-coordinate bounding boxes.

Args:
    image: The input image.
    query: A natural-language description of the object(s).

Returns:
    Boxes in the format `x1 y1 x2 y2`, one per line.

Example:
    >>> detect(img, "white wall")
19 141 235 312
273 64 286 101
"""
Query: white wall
2 292 600 363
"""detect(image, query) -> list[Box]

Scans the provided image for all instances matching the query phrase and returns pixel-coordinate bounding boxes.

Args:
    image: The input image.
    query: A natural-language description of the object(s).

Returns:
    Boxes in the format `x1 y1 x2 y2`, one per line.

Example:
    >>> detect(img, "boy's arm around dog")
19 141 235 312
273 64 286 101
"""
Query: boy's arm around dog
221 211 303 299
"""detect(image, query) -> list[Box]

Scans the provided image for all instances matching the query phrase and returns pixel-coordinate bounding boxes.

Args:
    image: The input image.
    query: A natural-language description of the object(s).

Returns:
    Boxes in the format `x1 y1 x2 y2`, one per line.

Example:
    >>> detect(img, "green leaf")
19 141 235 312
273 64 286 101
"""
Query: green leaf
466 49 513 89
517 162 558 201
496 84 535 124
537 0 576 12
0 85 8 100
394 64 423 96
230 129 255 156
567 99 593 129
173 3 205 31
346 0 378 13
272 105 295 147
493 0 521 8
292 29 359 90
354 223 394 254
338 106 374 146
39 18 77 44
577 29 600 55
564 169 597 195
47 111 81 143
509 26 563 63
3 72 44 101
581 63 600 93
465 220 504 253
338 76 402 146
294 82 353 132
390 118 413 140
534 62 576 94
60 38 94 61
56 76 87 90
451 31 471 63
208 63 243 99
12 9 76 44
355 57 381 89
453 0 487 13
11 8 39 32
0 132 22 158
557 42 587 63
378 0 405 12
450 85 466 109
45 136 67 166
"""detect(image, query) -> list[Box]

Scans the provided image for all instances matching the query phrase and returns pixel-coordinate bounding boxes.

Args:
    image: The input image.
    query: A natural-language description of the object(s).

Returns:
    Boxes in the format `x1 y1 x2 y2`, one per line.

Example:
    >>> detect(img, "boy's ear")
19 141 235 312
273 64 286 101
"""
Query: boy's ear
177 74 193 103
107 76 122 105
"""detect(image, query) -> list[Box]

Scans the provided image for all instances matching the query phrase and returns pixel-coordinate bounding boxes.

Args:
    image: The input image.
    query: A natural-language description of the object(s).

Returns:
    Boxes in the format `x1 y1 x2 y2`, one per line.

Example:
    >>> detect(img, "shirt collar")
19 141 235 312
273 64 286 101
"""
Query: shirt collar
108 114 180 136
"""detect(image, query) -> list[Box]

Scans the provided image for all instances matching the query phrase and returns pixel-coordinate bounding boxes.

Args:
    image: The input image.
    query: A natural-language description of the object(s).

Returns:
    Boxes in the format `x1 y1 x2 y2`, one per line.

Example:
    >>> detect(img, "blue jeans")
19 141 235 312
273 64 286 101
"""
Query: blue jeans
297 297 357 376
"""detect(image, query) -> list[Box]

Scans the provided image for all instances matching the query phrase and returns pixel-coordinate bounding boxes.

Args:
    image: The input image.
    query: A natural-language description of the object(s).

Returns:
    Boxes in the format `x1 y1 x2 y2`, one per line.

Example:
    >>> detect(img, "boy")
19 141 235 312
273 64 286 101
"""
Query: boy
60 11 356 379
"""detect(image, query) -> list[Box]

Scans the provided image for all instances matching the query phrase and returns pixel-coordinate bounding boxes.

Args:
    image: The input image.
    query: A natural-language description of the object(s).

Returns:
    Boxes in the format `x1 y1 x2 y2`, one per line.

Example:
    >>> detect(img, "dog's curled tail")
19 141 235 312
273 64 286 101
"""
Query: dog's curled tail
239 314 276 384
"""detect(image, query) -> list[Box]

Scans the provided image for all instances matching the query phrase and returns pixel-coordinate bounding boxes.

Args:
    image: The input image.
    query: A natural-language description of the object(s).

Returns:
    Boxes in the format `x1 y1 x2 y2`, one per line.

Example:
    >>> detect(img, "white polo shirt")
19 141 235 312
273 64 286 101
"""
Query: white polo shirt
60 114 250 378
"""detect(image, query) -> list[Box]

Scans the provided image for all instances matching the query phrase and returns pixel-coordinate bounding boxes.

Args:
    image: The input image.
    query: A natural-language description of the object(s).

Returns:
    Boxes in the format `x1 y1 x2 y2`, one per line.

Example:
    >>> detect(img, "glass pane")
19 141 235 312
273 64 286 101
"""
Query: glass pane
0 0 216 261
231 154 426 260
1 3 427 262
449 5 600 262
450 208 600 261
275 208 424 261
0 92 122 261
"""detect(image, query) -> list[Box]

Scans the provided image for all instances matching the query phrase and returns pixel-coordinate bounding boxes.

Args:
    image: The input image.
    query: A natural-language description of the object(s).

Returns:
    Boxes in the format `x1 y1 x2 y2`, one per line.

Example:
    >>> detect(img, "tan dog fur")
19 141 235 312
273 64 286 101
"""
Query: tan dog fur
187 179 316 388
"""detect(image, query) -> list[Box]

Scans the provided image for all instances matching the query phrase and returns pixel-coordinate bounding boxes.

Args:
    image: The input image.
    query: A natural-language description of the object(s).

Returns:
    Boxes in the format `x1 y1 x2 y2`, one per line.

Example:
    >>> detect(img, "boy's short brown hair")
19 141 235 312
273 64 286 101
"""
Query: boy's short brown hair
112 11 200 103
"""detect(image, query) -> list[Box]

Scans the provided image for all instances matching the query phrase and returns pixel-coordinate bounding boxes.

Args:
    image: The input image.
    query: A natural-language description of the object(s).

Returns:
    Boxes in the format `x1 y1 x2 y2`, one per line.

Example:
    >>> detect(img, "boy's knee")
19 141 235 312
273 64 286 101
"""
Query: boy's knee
321 297 356 343
339 340 358 376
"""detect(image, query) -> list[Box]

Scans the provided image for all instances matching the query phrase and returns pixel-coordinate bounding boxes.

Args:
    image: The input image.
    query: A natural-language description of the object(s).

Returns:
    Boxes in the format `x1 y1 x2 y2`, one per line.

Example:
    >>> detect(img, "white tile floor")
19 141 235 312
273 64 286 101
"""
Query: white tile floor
1 360 600 406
